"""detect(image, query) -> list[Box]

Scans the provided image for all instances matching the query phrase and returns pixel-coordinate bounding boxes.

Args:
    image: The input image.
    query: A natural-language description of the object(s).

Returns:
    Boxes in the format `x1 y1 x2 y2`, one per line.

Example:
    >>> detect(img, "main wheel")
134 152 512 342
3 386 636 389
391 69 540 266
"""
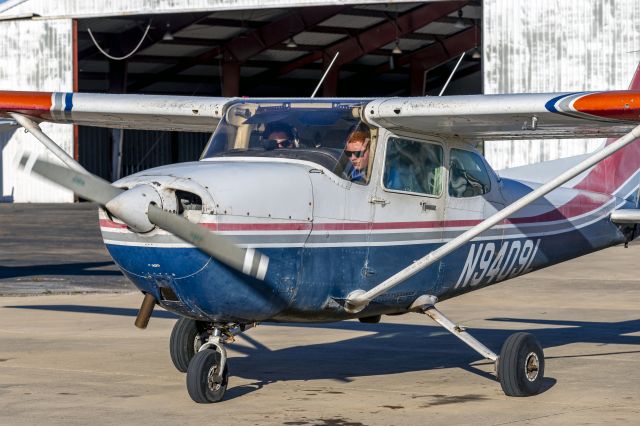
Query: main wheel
170 318 205 372
186 349 229 403
497 332 545 397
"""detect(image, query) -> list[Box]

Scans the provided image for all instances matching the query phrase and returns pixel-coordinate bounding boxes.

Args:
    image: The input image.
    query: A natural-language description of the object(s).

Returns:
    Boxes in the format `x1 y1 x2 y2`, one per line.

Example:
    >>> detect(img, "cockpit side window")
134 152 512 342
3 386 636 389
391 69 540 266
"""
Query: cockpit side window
448 148 491 198
383 137 444 196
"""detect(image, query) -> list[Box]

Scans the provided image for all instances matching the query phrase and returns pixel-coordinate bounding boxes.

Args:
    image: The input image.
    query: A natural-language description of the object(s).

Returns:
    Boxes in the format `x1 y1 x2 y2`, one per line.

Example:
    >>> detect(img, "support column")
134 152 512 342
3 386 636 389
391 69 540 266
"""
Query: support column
410 60 427 96
222 61 240 97
108 56 127 182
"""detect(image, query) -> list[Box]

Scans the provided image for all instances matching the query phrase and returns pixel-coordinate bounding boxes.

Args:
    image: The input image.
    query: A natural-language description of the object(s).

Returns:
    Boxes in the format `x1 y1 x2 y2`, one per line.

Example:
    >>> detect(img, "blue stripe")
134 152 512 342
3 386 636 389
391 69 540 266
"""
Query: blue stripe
64 93 73 112
544 93 570 113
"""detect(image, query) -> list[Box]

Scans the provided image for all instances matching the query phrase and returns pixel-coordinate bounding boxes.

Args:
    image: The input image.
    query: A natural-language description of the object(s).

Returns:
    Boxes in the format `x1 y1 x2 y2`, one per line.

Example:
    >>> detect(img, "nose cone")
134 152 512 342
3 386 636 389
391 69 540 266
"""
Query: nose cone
104 184 162 233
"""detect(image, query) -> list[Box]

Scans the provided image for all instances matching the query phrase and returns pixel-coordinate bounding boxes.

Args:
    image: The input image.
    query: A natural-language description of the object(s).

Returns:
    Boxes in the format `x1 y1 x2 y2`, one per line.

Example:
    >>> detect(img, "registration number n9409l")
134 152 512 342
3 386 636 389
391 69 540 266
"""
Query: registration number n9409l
455 239 541 289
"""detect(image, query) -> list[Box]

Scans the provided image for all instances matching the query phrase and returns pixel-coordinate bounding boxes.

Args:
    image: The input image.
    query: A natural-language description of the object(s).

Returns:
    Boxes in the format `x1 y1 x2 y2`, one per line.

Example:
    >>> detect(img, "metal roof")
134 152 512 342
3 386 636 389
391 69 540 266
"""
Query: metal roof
69 1 482 97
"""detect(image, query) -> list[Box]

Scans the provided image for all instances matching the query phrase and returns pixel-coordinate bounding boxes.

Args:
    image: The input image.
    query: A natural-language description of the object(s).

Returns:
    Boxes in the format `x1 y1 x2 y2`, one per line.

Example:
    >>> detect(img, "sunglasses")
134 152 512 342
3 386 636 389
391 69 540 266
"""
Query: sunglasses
345 150 367 158
267 138 292 148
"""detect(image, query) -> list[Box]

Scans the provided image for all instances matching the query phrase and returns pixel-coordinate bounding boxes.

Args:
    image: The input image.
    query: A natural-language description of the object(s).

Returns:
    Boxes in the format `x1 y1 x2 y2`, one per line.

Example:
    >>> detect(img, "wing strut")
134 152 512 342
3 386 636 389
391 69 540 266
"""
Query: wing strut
9 112 88 174
344 124 640 313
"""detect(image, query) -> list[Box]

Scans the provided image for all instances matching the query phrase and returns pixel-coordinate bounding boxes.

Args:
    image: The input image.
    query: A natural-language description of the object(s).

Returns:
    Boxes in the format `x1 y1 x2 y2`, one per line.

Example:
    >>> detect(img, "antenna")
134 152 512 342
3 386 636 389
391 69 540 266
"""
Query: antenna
438 52 466 96
311 51 340 98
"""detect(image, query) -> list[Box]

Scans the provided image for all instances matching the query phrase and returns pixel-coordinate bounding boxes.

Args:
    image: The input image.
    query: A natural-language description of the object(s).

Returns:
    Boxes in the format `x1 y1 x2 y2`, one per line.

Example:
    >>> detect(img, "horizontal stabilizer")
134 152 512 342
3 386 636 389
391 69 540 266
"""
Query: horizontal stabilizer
611 209 640 224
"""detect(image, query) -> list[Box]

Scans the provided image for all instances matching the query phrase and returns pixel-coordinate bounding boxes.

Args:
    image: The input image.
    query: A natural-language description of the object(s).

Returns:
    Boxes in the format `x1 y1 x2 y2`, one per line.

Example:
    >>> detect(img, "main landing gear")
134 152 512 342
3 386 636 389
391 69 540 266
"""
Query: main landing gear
170 319 255 403
411 295 545 397
169 318 207 372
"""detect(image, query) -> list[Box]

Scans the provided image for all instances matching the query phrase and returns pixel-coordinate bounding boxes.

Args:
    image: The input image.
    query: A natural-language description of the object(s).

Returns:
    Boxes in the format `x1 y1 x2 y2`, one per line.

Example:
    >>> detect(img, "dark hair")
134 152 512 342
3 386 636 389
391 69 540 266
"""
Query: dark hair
263 121 294 139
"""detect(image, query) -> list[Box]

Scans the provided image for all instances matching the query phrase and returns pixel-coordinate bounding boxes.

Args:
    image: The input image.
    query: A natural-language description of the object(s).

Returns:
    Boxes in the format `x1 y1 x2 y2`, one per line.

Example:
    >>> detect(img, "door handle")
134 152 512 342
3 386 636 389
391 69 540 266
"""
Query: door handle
369 196 389 206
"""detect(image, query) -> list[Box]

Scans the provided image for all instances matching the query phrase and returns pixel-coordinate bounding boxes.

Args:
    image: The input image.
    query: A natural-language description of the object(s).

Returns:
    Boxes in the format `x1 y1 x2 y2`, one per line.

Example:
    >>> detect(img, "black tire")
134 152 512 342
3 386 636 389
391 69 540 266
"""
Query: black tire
498 332 545 397
358 315 381 323
170 318 204 373
186 349 229 403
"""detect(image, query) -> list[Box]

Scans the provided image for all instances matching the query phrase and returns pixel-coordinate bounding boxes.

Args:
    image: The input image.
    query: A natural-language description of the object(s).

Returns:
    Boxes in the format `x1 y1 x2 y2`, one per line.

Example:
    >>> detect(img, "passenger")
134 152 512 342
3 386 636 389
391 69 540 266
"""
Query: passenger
344 127 371 182
449 159 470 197
262 122 295 150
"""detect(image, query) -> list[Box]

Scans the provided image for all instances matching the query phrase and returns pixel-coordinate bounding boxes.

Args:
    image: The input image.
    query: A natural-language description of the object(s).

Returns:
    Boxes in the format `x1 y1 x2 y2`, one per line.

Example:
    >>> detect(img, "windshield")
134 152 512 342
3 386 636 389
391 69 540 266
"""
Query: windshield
201 100 374 183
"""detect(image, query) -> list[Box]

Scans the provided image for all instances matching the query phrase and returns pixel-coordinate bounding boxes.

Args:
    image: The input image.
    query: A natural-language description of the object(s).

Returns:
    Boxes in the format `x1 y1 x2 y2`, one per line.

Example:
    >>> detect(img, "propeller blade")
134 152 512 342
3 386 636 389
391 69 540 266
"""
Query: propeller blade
22 155 269 281
19 154 123 205
147 205 269 280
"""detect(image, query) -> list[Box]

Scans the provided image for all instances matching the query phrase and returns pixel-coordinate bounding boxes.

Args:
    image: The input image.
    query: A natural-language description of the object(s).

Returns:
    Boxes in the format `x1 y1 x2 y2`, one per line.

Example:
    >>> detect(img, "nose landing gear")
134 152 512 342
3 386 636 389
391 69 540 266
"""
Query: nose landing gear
187 348 229 403
182 322 256 403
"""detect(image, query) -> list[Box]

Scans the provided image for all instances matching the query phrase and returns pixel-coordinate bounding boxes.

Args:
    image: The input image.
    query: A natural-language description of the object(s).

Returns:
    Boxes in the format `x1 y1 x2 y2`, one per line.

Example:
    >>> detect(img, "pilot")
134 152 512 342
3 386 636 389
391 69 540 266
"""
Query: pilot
344 126 371 182
262 122 295 150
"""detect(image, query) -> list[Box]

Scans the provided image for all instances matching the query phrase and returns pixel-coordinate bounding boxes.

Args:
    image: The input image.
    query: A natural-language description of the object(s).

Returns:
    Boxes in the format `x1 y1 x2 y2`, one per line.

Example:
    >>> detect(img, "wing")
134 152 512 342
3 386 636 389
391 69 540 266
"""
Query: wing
4 89 640 139
0 91 229 132
365 91 640 140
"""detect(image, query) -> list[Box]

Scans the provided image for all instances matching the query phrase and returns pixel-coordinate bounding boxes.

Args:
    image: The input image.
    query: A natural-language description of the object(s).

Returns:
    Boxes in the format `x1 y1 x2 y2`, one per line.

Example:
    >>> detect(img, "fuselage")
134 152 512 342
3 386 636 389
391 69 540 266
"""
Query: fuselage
99 126 638 324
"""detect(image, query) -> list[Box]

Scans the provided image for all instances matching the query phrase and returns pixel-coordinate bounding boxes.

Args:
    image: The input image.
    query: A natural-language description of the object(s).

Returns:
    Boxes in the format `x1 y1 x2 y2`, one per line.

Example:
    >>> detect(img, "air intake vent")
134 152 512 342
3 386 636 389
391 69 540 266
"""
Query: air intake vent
176 190 203 215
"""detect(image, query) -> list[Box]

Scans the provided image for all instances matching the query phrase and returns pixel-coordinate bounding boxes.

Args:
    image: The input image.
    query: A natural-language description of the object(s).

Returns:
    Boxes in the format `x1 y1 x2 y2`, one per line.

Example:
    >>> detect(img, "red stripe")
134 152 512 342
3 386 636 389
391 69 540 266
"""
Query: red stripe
202 222 312 231
99 219 127 229
99 193 609 234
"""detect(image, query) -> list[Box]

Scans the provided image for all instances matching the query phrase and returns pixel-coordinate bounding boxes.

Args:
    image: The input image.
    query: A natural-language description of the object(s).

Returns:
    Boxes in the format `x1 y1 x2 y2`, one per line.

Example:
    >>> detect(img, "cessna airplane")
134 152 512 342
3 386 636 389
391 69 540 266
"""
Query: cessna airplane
1 64 640 403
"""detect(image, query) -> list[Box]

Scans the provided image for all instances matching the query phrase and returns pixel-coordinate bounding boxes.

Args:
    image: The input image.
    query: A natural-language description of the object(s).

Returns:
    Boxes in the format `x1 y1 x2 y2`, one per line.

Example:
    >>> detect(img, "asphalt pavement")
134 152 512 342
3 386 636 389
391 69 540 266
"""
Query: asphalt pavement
1 203 640 425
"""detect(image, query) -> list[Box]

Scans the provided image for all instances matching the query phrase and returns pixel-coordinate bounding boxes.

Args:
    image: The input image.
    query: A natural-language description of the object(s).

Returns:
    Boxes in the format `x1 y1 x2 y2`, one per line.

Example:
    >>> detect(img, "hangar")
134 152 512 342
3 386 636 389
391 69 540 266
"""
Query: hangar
1 0 639 202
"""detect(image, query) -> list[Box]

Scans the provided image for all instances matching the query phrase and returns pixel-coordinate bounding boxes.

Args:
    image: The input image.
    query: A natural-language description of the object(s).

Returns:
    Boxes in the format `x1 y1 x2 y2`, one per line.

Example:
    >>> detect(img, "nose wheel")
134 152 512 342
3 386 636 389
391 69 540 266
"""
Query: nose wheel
184 323 256 403
186 349 229 403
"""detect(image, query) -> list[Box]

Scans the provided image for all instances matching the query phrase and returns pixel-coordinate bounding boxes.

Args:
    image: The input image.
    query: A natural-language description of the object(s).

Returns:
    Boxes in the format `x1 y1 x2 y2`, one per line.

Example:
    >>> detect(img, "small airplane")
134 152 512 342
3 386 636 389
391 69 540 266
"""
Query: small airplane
2 62 640 403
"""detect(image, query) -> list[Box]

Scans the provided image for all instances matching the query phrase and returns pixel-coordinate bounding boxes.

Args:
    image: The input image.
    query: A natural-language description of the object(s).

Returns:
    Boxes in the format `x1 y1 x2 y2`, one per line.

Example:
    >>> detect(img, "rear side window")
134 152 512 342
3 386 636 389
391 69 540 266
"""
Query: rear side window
449 149 491 198
383 137 443 196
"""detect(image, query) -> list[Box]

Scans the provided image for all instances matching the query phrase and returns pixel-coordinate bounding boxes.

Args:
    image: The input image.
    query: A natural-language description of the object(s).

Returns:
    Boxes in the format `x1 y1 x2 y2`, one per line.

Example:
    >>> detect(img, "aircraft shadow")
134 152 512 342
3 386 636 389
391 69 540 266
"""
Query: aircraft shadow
6 304 640 398
224 317 639 398
0 261 122 279
5 304 178 319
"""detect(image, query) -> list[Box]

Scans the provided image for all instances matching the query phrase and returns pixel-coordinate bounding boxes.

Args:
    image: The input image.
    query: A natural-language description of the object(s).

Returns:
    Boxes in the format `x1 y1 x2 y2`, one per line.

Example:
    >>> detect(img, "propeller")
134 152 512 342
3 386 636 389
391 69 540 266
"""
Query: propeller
18 155 270 281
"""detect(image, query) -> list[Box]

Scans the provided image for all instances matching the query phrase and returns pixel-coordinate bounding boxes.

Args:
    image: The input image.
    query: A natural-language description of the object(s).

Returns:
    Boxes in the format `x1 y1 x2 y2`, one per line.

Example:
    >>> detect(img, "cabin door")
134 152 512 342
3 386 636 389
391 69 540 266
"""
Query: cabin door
365 134 447 302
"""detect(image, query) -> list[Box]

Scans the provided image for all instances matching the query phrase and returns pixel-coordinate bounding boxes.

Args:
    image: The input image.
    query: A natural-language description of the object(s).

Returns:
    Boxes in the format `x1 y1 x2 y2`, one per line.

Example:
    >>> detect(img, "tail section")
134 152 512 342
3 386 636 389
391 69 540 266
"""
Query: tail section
574 63 640 204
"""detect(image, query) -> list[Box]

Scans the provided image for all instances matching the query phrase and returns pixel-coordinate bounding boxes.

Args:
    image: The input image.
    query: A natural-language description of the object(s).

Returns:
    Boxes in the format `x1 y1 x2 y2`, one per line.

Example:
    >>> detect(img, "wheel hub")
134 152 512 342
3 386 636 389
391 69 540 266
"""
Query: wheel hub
524 352 540 382
193 334 202 353
207 364 221 392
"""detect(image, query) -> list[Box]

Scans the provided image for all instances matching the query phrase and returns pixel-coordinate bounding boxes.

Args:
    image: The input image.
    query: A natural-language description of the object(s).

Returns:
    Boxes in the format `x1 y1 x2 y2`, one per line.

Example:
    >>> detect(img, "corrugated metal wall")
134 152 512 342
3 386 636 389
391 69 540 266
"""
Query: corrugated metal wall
483 0 640 170
121 130 209 176
78 126 209 180
0 0 419 18
0 19 74 202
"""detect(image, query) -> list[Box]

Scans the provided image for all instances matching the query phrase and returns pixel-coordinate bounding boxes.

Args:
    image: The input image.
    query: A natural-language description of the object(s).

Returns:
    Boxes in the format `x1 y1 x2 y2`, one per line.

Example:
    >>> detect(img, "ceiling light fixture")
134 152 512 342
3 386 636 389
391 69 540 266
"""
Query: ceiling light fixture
285 36 298 49
162 23 174 41
392 40 402 55
455 10 465 29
